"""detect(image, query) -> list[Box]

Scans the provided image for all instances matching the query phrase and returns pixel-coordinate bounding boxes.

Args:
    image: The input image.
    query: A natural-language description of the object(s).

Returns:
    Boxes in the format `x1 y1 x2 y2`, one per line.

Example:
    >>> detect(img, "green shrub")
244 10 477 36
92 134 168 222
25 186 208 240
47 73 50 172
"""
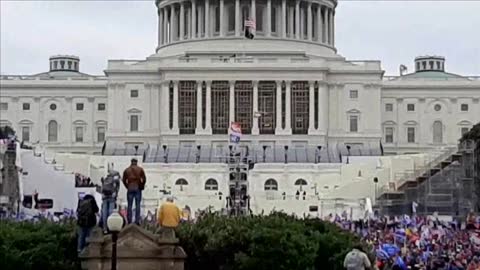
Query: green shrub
177 213 369 270
0 220 80 270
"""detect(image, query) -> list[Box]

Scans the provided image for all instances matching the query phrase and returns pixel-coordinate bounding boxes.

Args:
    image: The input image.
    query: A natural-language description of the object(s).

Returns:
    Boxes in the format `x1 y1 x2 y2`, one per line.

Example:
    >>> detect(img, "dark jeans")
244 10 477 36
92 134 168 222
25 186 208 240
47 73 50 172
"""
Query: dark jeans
101 197 116 231
77 226 93 252
127 190 142 224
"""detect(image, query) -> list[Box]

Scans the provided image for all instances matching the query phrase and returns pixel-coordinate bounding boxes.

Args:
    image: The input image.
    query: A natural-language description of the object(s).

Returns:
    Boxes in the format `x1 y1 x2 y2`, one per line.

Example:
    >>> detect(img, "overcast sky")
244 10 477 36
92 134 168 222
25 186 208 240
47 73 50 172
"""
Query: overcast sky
1 0 479 76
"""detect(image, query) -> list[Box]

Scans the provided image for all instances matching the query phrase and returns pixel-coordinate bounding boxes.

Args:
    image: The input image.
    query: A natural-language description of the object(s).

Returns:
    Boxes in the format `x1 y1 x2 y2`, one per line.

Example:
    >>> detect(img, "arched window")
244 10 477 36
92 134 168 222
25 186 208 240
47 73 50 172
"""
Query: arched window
294 179 308 186
433 121 443 143
175 178 188 186
48 120 58 142
205 178 218 190
264 179 278 191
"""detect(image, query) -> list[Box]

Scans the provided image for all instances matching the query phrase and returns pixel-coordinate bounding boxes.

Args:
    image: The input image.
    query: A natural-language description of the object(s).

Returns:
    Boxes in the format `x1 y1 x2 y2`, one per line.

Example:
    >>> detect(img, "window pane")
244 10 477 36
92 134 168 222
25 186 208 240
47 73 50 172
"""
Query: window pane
228 5 235 32
97 127 105 142
349 116 358 132
75 127 83 142
407 127 415 143
461 104 469 111
22 127 30 142
131 90 139 98
98 103 106 111
349 90 358 99
433 121 443 143
130 115 139 131
0 103 8 110
385 104 393 112
385 127 393 143
23 103 30 110
48 121 58 142
407 104 415 111
179 81 197 135
76 103 84 111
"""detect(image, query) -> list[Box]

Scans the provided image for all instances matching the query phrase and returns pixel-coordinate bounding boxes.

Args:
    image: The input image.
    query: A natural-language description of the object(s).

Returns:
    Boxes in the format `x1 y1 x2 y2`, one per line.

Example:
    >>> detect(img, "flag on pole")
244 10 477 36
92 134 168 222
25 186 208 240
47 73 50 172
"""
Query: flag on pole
229 122 242 144
244 19 256 39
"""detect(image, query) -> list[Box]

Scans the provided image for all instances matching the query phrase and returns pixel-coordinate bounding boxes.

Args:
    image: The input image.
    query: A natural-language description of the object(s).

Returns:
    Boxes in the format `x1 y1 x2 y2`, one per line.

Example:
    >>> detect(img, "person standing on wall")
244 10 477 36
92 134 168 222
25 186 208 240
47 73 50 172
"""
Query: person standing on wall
122 158 146 225
101 163 121 233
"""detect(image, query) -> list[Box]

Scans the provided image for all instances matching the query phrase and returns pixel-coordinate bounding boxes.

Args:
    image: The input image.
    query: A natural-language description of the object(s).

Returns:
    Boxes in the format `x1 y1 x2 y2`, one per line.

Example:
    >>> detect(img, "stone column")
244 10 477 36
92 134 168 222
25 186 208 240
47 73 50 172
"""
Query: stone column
307 2 312 41
158 8 163 46
205 81 212 132
229 81 235 126
318 82 329 134
205 0 210 37
295 1 300 39
235 0 240 36
275 81 283 134
308 81 315 134
173 81 179 132
250 0 257 24
288 6 294 38
179 2 185 40
163 8 169 43
330 9 334 46
220 0 225 37
266 0 272 37
172 5 178 41
285 81 292 133
198 5 204 37
281 0 287 38
316 4 322 43
196 81 203 133
324 7 329 44
252 81 259 135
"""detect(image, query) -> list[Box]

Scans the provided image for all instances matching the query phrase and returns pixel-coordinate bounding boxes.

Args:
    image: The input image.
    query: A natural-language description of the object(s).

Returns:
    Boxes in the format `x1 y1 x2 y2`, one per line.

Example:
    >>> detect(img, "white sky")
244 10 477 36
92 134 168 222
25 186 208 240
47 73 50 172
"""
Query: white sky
1 0 479 76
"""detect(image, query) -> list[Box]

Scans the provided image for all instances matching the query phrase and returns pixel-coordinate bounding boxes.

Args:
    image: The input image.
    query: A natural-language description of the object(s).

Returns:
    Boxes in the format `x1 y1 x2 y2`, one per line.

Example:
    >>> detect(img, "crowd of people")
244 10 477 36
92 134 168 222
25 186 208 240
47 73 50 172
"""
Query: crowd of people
339 212 480 270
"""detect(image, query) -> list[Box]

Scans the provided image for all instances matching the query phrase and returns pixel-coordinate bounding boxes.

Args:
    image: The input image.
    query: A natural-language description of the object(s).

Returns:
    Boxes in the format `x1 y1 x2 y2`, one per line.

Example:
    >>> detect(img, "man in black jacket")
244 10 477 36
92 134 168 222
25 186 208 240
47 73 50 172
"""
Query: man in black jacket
76 193 99 253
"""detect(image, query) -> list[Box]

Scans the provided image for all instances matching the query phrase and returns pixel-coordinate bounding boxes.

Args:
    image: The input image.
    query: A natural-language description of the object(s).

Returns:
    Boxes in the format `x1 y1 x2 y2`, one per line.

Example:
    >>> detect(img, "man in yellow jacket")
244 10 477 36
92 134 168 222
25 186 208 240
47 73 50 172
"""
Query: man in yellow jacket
157 197 182 230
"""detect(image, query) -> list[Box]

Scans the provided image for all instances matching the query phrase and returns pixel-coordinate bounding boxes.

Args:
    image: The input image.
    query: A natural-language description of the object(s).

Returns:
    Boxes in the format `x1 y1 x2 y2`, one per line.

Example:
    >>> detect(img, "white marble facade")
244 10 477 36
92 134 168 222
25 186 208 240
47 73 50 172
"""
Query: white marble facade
0 0 479 155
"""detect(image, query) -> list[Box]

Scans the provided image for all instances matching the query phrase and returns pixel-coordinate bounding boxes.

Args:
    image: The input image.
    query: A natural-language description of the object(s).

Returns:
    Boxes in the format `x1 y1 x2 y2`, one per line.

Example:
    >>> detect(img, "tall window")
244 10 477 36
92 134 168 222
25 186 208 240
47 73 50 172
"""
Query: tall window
314 84 319 129
235 81 253 134
291 81 309 134
211 81 229 134
258 81 276 134
349 115 358 132
169 82 174 129
22 127 30 142
256 5 264 33
48 120 58 142
407 127 415 143
281 82 286 129
179 81 197 134
202 82 206 129
271 6 277 33
214 6 220 33
241 6 250 30
130 115 139 132
227 5 235 32
75 127 84 142
385 127 394 143
97 127 106 142
433 121 443 144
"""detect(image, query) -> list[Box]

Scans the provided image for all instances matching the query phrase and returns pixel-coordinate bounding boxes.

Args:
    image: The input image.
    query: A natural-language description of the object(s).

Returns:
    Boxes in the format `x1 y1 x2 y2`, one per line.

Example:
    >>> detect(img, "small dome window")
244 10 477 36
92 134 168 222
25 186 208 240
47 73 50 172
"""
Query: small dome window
434 104 441 112
50 104 57 111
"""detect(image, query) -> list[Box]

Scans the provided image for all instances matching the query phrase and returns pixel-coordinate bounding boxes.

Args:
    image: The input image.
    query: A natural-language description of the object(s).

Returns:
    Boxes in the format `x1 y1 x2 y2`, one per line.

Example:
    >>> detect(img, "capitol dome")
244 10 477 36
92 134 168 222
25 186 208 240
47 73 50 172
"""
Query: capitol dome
155 0 338 56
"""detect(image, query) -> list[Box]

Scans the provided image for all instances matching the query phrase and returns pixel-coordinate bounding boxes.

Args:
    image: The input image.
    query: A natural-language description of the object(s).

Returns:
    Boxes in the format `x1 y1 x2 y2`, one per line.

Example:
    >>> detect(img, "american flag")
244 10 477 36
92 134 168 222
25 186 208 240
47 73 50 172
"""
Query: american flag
244 19 256 30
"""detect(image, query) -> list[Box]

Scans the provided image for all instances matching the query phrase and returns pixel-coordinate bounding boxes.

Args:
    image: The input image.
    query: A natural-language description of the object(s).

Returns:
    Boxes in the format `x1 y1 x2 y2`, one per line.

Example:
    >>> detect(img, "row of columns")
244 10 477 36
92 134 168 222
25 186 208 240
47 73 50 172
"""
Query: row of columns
169 80 329 135
158 0 335 47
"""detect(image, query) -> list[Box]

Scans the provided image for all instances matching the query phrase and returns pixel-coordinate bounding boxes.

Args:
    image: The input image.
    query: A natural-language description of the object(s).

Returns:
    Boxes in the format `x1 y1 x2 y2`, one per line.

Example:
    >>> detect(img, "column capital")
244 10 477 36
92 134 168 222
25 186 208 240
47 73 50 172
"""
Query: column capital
229 80 236 86
309 81 315 87
252 80 259 87
205 80 212 87
196 80 203 85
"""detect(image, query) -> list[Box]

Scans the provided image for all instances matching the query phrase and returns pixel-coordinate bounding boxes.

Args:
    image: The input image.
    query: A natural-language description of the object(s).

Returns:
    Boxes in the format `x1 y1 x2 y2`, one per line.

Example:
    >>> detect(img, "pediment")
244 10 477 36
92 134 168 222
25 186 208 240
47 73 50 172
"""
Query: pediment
103 224 159 252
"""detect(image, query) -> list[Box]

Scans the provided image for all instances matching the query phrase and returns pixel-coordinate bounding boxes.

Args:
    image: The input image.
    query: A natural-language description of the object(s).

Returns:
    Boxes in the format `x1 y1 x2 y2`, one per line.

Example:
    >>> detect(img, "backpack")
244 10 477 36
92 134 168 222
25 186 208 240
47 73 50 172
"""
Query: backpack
102 172 119 196
77 198 95 227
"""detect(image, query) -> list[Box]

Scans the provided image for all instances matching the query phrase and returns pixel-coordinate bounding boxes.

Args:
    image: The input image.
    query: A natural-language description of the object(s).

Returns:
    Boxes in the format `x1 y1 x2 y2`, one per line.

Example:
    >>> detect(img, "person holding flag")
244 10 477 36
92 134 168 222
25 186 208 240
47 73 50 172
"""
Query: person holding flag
244 18 255 39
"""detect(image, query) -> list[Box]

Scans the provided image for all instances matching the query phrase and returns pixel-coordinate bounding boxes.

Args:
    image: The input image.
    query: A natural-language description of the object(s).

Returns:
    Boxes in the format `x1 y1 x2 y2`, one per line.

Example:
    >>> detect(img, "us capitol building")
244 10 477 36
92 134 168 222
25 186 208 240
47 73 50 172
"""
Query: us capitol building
1 0 479 216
